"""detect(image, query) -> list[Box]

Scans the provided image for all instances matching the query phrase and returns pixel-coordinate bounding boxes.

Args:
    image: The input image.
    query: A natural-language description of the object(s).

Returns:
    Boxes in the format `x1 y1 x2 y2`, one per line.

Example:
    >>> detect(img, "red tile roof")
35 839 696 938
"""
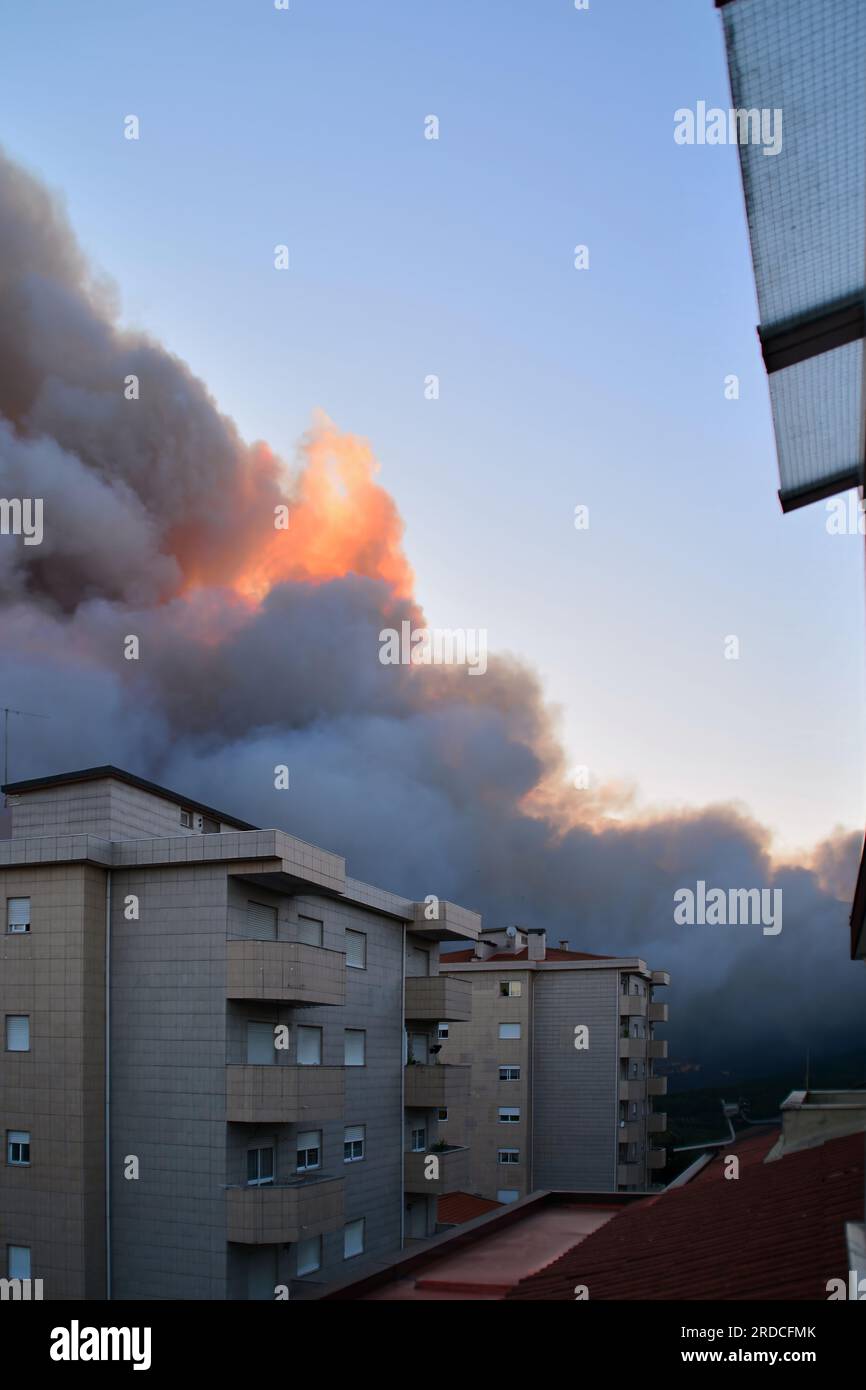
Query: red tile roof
442 947 613 963
506 1130 863 1301
437 1191 502 1225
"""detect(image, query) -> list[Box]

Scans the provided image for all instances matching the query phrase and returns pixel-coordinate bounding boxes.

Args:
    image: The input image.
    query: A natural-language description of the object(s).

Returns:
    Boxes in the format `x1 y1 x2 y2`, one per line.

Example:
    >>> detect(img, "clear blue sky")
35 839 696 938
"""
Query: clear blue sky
2 0 862 852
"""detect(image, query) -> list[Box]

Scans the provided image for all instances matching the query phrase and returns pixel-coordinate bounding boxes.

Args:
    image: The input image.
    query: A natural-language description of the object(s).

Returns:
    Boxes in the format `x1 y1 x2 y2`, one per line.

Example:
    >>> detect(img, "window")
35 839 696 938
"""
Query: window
437 1023 449 1040
344 1029 366 1066
499 1066 521 1081
246 1020 276 1065
180 807 193 828
498 1023 520 1040
247 901 278 938
296 1235 321 1276
497 1149 520 1165
8 1246 30 1280
201 815 219 834
343 1218 365 1260
296 1026 322 1066
407 1032 428 1064
497 1189 520 1203
246 1145 275 1185
406 945 429 977
345 930 366 969
7 1131 30 1166
499 981 522 997
5 1016 29 1052
6 898 30 934
297 915 323 947
498 1107 520 1123
344 1125 365 1162
437 1108 448 1122
410 1126 426 1152
297 1130 321 1173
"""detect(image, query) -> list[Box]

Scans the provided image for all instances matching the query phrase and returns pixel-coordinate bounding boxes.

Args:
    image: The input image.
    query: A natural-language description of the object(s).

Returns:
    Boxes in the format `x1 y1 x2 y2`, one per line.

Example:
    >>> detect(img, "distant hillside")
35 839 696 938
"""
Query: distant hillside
653 1048 866 1178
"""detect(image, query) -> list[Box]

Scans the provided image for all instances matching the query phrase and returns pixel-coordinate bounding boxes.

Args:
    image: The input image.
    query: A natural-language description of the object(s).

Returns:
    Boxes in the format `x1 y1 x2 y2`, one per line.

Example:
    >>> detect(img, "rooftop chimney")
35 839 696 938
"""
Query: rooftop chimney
766 1090 866 1162
558 939 569 951
527 930 546 962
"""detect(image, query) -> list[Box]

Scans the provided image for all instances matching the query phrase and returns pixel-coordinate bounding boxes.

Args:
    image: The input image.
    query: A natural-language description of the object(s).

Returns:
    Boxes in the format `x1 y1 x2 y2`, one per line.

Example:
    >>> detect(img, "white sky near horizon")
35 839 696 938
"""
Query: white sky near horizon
1 0 863 857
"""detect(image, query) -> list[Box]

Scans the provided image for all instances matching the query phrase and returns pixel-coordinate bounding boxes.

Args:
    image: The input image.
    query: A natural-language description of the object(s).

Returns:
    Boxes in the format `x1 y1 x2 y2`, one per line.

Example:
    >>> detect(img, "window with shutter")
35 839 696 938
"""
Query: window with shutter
343 1125 365 1162
7 898 30 933
343 1219 364 1259
247 901 278 938
345 930 366 969
297 915 323 947
5 1016 30 1052
296 1130 321 1172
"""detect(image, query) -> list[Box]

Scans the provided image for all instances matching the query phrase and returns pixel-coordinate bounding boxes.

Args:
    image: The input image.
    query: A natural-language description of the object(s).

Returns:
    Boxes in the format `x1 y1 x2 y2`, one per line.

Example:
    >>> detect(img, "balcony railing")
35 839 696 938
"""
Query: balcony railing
404 1145 471 1194
618 1122 641 1144
404 976 472 1023
404 1063 470 1108
648 1039 668 1059
648 1001 669 1024
226 940 345 1006
648 1147 667 1170
647 1076 668 1097
226 1175 344 1244
618 1079 644 1102
617 1163 642 1186
619 1037 647 1059
620 995 648 1017
647 1112 667 1134
226 1065 344 1124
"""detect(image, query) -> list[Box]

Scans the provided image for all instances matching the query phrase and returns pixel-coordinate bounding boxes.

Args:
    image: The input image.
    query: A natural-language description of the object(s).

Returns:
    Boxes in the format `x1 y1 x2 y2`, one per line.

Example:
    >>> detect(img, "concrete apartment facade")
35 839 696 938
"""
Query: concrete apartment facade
0 766 479 1300
437 927 670 1201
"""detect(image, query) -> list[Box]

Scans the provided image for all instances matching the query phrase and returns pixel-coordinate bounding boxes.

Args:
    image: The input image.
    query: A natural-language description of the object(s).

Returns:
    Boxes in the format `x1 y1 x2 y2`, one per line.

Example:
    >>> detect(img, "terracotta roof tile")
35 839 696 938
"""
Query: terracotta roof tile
506 1130 863 1301
437 1192 503 1225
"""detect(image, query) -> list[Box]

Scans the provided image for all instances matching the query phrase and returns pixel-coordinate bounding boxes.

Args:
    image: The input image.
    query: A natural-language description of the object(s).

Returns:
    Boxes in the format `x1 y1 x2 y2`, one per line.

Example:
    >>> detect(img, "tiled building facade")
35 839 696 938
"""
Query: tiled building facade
437 927 670 1201
0 767 479 1300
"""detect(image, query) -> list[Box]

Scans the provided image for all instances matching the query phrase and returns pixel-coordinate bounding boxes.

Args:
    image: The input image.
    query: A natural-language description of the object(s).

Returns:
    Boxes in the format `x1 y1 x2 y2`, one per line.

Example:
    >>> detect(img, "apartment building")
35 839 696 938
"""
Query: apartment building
437 926 670 1201
0 765 479 1300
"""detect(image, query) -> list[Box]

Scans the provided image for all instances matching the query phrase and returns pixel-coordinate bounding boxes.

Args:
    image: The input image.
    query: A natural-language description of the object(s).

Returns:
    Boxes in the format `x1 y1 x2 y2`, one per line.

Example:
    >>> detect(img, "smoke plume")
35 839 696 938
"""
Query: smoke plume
1 147 862 1083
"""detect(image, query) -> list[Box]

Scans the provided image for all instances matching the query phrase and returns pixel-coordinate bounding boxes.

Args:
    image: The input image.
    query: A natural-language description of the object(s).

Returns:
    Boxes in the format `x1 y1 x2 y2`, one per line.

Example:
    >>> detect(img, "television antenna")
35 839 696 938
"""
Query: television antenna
2 706 50 804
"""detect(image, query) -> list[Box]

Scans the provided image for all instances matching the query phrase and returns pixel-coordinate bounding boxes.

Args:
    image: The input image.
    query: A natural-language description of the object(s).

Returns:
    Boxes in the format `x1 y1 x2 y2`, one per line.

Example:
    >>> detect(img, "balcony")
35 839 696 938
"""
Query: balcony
647 1076 668 1097
618 1079 644 1102
404 1145 471 1194
617 1163 643 1186
405 976 472 1023
619 1037 647 1059
620 995 647 1017
410 900 481 943
648 1112 667 1134
226 1065 344 1124
618 1122 641 1144
648 1039 668 1060
227 1175 344 1244
648 1148 667 1171
651 970 670 987
226 940 345 1006
405 1063 470 1109
648 1001 669 1024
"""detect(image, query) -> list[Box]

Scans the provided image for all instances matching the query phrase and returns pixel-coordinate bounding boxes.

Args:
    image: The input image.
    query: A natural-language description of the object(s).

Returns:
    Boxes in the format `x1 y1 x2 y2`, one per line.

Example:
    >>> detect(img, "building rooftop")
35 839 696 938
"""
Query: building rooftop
437 1192 502 1226
2 764 257 831
505 1127 863 1301
442 947 613 964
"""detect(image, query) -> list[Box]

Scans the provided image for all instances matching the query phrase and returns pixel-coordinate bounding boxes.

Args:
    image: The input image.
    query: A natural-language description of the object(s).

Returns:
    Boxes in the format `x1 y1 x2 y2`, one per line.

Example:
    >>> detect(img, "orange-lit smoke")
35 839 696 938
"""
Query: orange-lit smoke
232 413 416 605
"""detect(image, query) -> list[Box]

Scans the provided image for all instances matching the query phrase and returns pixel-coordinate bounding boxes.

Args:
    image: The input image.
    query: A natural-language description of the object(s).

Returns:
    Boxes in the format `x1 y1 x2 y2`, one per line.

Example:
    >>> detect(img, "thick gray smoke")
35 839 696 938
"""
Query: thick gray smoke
1 147 863 1084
